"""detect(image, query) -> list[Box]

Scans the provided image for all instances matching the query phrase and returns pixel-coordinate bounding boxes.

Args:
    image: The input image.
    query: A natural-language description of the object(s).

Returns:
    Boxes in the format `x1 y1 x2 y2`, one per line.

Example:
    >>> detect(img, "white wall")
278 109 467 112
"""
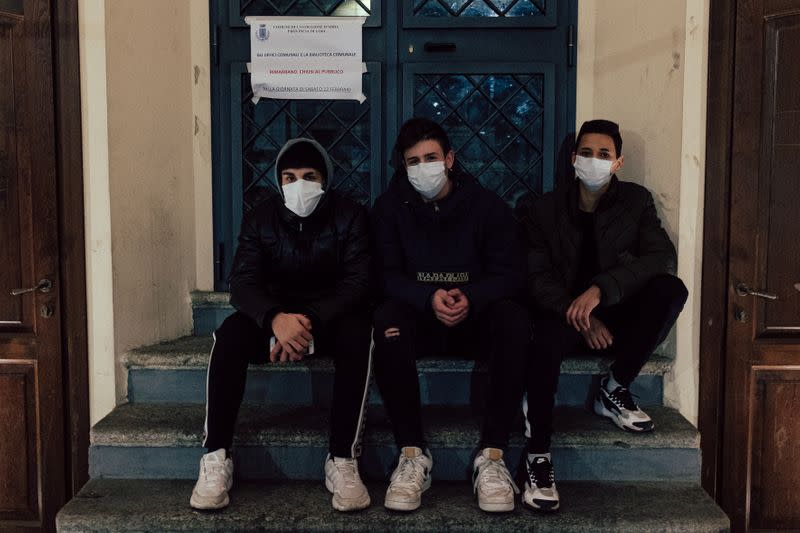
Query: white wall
79 0 116 425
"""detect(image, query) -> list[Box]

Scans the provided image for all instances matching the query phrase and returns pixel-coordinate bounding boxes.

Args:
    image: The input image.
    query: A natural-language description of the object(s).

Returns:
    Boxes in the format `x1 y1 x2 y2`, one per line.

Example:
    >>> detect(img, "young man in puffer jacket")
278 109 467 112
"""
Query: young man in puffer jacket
370 117 531 513
190 138 373 513
516 120 688 513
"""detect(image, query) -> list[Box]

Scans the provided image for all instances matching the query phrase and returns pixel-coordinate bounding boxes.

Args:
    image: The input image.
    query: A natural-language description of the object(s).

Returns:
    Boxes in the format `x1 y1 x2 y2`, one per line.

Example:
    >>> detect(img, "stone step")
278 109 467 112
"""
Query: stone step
125 336 670 407
56 478 730 533
89 403 700 482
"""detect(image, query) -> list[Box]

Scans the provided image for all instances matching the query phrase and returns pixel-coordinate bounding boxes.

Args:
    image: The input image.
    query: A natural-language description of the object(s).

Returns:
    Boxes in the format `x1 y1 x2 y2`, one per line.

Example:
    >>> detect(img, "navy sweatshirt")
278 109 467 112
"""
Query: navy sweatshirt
370 169 525 315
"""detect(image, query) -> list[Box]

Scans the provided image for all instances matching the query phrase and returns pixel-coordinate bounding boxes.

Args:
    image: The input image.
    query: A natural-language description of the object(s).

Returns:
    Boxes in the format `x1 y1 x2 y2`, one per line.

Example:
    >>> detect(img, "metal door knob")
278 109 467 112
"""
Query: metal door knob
10 279 52 296
735 283 778 300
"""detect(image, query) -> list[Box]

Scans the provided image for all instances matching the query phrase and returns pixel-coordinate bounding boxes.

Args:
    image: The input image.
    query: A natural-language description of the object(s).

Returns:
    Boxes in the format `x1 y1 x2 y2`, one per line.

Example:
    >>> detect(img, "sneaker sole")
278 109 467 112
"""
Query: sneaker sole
325 478 371 512
189 493 230 510
478 499 515 513
593 398 654 433
383 477 431 512
522 497 560 513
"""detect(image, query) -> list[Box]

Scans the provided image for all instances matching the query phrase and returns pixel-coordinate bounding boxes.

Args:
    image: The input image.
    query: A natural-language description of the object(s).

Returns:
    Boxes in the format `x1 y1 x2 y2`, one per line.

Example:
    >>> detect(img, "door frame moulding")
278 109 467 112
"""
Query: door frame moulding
698 0 736 501
53 0 91 495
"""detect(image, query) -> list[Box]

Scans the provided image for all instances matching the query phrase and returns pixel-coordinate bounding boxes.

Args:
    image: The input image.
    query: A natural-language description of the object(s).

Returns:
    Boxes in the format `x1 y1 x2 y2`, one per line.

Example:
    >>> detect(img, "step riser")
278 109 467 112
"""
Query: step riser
128 369 663 407
193 307 233 336
89 445 700 482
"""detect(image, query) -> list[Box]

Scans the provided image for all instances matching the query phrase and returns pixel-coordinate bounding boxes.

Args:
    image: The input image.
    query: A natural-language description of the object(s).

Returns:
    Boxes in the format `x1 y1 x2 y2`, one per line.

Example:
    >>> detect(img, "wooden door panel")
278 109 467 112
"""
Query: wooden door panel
0 363 38 522
0 22 25 328
759 14 800 336
723 1 800 531
749 368 800 530
0 0 66 530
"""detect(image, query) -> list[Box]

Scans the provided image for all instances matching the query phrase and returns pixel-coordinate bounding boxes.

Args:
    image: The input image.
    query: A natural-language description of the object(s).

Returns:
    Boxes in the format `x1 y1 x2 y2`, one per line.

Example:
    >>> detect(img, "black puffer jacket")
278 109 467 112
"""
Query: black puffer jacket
371 168 525 315
228 138 370 330
516 176 677 317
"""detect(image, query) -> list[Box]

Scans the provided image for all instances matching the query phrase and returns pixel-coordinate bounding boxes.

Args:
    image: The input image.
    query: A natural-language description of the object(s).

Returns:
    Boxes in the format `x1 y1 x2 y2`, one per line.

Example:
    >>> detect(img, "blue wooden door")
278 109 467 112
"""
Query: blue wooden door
211 0 575 289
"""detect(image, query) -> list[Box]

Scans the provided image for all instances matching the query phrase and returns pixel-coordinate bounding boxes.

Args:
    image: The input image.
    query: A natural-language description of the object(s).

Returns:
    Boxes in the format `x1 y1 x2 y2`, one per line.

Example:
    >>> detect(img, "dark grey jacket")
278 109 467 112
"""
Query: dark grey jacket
516 176 677 317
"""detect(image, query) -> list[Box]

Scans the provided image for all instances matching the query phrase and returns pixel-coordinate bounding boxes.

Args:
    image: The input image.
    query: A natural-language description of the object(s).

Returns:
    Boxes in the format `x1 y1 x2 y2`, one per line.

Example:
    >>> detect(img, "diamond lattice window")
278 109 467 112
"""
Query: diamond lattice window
413 0 544 17
414 73 544 205
240 73 372 212
240 0 370 17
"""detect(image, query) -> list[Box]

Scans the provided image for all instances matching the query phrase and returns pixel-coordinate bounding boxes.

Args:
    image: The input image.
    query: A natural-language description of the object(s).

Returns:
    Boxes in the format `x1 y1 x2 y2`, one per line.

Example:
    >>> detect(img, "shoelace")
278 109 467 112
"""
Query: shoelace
202 458 227 484
529 458 554 489
608 385 639 411
333 458 361 487
393 455 426 488
475 459 519 494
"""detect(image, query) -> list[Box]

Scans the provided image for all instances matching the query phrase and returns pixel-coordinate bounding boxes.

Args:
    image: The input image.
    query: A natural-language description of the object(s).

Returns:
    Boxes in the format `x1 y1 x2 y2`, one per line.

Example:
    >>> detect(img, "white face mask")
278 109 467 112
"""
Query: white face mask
406 161 448 200
282 180 324 218
574 155 614 192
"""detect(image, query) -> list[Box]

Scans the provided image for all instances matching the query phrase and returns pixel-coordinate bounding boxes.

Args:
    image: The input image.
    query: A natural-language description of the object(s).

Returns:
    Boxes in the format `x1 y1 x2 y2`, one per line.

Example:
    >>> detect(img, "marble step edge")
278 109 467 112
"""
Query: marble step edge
56 479 730 533
124 335 673 375
90 403 699 450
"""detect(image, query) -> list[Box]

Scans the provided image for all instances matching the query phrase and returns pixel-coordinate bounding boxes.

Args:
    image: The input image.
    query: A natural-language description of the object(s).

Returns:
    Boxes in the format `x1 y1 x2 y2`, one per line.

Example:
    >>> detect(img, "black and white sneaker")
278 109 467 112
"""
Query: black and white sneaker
594 375 654 432
522 455 560 512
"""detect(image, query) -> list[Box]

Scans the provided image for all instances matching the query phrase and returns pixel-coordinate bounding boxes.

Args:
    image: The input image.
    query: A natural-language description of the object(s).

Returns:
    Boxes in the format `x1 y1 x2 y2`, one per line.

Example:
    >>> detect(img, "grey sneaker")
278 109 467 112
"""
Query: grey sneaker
324 454 371 512
189 449 234 510
522 455 560 512
472 448 518 512
384 447 433 512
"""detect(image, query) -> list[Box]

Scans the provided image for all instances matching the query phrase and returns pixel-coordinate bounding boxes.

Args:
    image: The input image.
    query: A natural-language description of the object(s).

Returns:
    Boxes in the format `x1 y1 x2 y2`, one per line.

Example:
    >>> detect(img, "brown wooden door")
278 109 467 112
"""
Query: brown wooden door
722 1 800 531
0 0 67 531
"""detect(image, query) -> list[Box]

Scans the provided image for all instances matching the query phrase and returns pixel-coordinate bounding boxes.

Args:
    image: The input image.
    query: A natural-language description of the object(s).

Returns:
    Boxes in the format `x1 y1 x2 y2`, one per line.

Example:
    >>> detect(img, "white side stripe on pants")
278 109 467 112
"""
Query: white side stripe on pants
202 331 218 448
349 332 374 458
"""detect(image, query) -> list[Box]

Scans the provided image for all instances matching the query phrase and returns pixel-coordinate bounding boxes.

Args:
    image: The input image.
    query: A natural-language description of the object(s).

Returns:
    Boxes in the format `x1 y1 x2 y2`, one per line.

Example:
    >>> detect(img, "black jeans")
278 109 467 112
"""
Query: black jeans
526 274 688 453
203 310 372 458
372 298 531 450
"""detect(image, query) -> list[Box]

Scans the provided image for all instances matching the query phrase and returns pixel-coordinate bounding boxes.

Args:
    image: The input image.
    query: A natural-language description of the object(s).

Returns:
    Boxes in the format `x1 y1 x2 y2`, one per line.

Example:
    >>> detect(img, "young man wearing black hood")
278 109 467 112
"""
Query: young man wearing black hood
516 120 688 512
190 138 373 513
370 117 530 513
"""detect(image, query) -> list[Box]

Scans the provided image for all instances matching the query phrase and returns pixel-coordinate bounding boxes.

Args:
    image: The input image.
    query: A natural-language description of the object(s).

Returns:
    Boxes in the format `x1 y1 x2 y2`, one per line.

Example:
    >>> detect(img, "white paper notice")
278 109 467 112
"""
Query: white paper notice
245 16 367 104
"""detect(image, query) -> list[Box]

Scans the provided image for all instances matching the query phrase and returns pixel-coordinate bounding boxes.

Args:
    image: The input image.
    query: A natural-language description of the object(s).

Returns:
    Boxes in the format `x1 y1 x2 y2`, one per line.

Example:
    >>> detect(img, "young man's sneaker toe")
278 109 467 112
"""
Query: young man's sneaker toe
522 455 560 513
384 447 432 512
189 449 234 510
594 375 655 433
473 448 518 513
324 455 371 512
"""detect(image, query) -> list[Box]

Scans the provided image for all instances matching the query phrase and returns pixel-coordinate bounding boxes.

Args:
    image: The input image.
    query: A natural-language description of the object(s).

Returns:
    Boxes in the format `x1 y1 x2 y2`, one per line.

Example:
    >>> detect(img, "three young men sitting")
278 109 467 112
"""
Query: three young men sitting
190 119 685 514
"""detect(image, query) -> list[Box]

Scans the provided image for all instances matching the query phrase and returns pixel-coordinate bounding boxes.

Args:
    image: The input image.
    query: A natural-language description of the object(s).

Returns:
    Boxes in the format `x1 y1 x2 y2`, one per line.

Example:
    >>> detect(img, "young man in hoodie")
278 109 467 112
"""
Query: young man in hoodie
190 138 373 512
370 117 530 513
515 120 688 512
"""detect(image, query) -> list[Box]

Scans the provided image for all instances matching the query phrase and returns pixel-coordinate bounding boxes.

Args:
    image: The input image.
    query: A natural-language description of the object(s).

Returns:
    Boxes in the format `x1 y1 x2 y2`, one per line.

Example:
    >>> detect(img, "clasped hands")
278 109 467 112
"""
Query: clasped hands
270 312 313 362
566 285 614 350
431 288 470 327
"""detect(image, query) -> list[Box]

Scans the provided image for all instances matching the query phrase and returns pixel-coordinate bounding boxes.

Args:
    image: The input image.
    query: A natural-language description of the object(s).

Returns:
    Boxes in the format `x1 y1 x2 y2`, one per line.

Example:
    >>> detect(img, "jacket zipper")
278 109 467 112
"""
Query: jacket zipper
433 202 440 212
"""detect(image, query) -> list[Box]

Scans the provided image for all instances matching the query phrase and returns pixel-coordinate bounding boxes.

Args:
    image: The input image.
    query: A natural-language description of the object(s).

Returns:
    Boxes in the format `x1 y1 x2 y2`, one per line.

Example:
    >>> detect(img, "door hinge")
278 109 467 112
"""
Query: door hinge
212 24 220 66
567 24 576 68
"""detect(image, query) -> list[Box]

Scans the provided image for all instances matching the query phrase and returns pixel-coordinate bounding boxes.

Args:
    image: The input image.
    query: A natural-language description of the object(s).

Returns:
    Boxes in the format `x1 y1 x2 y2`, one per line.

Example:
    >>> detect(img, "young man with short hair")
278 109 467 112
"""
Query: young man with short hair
190 138 373 513
516 120 687 512
370 117 530 513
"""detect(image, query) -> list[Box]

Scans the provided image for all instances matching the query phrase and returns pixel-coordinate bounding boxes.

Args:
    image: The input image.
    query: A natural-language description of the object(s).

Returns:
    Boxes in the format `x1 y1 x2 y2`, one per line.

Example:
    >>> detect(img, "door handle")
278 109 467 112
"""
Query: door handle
10 279 52 296
735 283 778 300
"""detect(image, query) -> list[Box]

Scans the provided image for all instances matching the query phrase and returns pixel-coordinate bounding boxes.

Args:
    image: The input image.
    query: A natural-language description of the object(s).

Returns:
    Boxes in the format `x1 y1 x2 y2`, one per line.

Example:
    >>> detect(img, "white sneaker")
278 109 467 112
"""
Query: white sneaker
384 447 433 511
324 454 371 512
522 454 560 512
472 448 518 512
594 375 655 432
189 448 234 510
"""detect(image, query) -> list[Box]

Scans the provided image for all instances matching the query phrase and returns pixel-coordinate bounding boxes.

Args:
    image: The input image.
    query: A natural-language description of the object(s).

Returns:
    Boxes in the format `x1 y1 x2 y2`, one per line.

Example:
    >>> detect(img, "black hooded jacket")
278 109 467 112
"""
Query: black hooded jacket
228 139 370 330
515 176 677 317
370 168 525 315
